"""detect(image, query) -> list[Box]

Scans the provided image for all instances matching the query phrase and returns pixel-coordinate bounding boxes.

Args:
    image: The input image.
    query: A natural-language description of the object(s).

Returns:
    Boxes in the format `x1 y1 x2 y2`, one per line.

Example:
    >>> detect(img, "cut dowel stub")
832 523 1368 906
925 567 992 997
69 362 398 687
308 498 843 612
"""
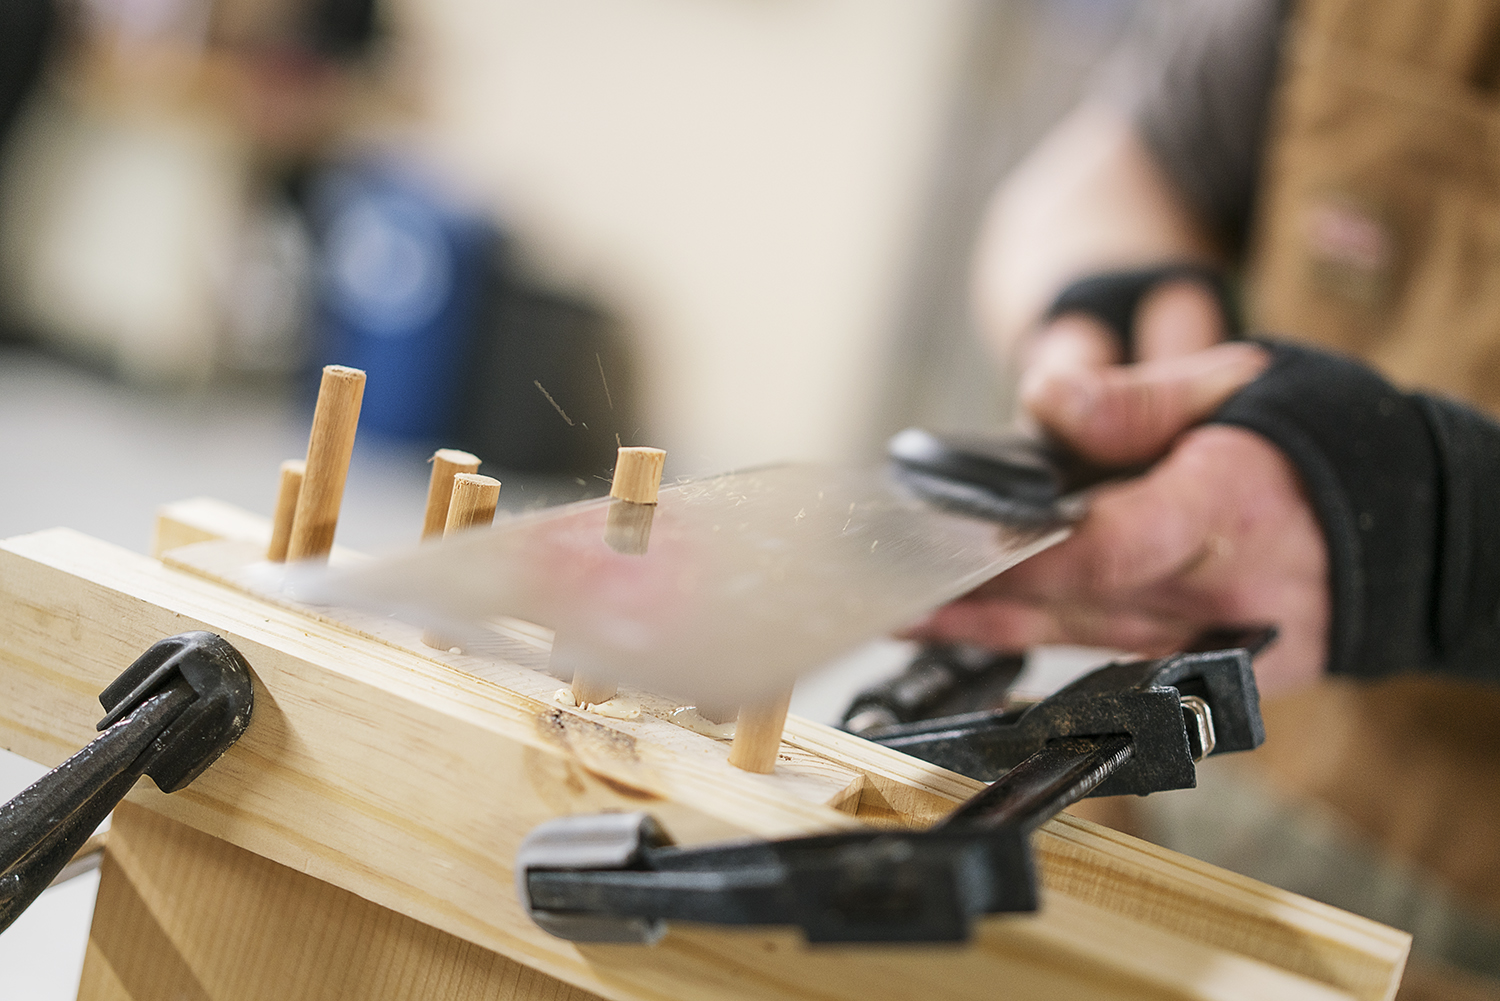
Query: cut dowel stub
605 446 665 556
576 445 666 694
569 674 620 708
728 688 794 774
286 365 366 562
422 473 501 650
444 473 501 534
609 447 666 505
266 459 306 563
422 449 482 540
604 500 655 555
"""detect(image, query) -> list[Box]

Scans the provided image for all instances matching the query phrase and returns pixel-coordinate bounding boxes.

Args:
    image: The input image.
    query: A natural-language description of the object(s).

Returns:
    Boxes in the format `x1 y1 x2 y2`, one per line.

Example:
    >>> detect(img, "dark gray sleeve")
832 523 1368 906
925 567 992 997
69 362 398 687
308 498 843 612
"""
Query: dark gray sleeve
1211 343 1500 683
1102 0 1286 252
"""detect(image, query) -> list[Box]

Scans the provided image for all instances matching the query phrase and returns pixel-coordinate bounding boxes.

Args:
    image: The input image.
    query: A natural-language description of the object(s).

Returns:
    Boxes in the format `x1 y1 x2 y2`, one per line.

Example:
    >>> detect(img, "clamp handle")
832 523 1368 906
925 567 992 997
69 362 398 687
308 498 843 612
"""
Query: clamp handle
0 632 254 933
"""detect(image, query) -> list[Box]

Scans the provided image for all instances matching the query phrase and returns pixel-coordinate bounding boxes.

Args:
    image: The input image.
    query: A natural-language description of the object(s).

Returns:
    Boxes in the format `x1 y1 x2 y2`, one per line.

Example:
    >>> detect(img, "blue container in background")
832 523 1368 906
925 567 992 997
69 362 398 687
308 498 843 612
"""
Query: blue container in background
310 163 494 440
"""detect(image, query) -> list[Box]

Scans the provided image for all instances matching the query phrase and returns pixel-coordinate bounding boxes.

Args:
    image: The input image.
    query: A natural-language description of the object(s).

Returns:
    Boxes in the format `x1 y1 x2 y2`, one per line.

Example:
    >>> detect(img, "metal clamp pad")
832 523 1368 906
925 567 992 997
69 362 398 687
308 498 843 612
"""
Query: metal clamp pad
516 812 672 944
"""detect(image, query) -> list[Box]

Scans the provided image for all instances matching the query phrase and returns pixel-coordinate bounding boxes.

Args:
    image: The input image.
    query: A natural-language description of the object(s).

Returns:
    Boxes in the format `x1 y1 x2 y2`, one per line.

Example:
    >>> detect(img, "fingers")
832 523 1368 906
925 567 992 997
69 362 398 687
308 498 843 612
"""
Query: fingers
1020 341 1268 465
1133 279 1230 360
991 443 1221 605
908 596 1196 655
1018 275 1236 458
1024 313 1121 374
911 425 1331 695
911 442 1225 656
1024 274 1227 377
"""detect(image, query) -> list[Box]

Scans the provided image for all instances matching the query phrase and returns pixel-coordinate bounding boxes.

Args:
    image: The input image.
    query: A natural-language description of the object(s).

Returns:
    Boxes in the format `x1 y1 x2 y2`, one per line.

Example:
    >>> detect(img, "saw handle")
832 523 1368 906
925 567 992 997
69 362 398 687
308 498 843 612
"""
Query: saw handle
886 427 1136 526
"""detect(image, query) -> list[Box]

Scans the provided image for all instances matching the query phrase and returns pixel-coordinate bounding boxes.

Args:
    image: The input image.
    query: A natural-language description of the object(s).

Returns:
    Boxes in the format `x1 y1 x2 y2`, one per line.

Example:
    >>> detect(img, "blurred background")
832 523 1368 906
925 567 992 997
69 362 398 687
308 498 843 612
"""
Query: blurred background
0 0 1143 491
0 0 1142 995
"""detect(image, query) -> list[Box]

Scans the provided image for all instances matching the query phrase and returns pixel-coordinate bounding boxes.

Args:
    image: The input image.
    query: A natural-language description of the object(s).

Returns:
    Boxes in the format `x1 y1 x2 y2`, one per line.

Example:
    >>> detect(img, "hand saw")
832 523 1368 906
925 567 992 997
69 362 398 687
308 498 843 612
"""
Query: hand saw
289 429 1105 708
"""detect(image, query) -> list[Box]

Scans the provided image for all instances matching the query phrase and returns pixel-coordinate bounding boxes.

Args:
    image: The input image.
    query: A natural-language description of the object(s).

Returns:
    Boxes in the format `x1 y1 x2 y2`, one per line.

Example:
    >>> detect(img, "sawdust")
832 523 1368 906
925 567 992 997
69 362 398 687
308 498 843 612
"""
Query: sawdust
533 381 575 426
596 353 614 410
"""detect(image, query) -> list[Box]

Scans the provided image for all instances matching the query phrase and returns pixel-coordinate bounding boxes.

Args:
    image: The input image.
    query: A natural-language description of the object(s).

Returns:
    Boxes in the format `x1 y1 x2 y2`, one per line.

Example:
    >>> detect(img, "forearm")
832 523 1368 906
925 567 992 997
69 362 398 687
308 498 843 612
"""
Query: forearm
1213 344 1500 682
970 101 1224 364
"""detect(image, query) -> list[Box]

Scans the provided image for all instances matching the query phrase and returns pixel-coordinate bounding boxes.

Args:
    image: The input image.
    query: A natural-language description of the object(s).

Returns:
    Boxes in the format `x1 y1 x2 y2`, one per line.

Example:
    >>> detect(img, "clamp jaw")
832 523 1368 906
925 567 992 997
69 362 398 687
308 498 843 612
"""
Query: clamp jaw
0 632 254 932
864 637 1266 795
517 640 1265 945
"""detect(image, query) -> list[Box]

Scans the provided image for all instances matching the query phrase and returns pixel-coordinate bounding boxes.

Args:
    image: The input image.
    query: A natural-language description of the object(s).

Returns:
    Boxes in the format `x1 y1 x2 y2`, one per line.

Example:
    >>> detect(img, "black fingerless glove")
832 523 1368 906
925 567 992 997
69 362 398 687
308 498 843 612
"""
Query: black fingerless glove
1210 342 1500 683
1044 264 1239 361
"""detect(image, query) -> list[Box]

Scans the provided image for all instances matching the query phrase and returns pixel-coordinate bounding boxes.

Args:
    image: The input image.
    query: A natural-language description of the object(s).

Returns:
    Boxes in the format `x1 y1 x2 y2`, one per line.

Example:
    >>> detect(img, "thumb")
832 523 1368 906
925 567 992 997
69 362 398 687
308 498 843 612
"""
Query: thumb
1021 342 1269 465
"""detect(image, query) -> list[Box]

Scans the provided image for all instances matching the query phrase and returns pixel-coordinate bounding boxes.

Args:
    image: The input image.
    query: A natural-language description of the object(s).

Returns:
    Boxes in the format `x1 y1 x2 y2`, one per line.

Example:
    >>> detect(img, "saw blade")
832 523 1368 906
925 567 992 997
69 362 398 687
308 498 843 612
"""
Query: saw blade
290 463 1066 707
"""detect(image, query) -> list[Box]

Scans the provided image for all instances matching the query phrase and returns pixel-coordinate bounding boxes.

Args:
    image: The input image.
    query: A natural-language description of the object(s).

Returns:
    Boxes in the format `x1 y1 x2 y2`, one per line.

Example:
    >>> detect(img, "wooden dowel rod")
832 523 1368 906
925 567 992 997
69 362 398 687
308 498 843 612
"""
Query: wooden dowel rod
573 446 667 702
286 366 369 564
286 365 365 562
421 473 501 650
728 688 793 774
610 447 666 504
443 473 501 534
604 446 665 557
266 460 306 563
604 501 656 555
421 449 481 540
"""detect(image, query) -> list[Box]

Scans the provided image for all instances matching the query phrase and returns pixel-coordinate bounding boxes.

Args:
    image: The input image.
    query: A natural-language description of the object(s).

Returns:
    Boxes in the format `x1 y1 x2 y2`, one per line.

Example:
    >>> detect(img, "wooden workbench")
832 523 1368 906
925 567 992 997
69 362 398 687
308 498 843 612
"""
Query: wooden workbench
0 499 1410 1000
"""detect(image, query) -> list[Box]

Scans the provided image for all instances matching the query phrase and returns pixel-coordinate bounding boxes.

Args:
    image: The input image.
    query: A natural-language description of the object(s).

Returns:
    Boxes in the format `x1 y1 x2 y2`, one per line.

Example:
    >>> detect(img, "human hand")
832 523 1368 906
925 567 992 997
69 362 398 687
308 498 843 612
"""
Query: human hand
912 343 1331 695
1026 275 1232 375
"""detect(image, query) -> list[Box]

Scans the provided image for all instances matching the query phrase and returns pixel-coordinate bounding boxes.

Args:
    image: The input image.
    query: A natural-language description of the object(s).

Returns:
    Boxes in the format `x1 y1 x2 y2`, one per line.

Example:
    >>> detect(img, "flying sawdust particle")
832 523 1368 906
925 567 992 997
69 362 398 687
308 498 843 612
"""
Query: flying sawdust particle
534 381 575 426
596 354 614 410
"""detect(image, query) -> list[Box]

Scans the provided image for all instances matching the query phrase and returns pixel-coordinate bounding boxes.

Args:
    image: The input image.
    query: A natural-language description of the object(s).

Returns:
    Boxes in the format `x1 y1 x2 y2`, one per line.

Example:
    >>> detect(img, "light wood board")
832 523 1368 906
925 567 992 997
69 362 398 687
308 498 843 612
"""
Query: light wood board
0 517 1410 1001
79 801 601 1001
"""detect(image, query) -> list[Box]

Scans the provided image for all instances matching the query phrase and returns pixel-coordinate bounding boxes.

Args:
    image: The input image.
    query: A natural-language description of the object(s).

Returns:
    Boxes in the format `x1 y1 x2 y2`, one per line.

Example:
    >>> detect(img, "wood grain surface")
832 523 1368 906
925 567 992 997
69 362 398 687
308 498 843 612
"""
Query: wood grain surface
0 512 1411 1001
78 802 601 1001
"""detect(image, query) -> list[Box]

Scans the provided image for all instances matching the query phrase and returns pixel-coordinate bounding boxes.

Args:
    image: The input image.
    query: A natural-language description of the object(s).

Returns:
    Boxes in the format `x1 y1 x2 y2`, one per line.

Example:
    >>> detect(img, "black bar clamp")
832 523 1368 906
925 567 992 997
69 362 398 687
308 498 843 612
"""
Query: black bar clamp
517 640 1265 945
0 631 254 933
863 636 1267 794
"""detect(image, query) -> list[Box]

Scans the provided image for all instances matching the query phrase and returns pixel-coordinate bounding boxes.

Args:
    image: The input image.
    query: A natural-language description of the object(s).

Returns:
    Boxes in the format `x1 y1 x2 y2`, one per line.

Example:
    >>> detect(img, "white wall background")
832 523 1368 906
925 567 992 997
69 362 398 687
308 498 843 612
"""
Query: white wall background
389 0 975 474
